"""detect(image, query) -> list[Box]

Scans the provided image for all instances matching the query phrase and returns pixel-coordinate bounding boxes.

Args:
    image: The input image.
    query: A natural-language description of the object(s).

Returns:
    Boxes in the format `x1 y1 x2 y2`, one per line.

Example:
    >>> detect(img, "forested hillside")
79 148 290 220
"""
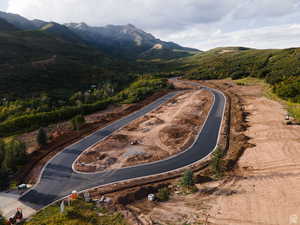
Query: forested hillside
179 47 300 103
0 29 139 99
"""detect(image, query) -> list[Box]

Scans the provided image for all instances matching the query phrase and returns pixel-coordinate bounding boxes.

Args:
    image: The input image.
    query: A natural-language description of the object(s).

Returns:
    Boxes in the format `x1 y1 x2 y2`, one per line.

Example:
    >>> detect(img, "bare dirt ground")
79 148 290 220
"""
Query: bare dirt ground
75 89 213 173
207 81 300 225
124 80 300 225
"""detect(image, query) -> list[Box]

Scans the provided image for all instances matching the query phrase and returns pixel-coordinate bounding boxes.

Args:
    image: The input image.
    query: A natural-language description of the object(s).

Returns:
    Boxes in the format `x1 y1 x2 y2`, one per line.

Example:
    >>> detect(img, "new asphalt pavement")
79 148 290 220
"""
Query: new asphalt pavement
20 82 226 210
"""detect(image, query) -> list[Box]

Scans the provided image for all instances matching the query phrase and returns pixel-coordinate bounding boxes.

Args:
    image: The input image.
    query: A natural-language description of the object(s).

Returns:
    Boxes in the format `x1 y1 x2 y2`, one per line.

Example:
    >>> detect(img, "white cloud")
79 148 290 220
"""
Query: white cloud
7 0 236 29
0 1 8 11
6 0 300 50
161 24 300 50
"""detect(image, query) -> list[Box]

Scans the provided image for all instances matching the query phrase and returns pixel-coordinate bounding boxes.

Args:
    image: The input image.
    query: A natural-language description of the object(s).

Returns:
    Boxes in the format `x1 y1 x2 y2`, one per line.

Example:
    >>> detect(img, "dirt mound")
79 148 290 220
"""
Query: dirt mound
159 125 191 147
78 151 103 164
126 153 153 163
99 134 129 151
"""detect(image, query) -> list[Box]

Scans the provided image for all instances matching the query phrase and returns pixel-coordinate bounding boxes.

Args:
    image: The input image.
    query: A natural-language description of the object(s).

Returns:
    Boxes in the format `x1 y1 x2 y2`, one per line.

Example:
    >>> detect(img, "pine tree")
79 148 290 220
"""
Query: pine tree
37 127 48 147
181 170 194 187
210 148 224 178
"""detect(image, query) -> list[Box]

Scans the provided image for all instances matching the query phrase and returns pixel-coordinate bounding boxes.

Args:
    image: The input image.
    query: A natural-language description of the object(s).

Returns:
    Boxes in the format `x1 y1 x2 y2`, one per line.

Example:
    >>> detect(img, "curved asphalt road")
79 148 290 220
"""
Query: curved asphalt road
20 82 226 210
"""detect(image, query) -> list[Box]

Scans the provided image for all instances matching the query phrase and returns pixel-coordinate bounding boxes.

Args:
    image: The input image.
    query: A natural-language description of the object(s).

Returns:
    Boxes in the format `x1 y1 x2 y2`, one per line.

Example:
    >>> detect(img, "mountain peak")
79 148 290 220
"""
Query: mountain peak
65 22 200 59
78 22 89 29
64 22 89 30
126 24 136 29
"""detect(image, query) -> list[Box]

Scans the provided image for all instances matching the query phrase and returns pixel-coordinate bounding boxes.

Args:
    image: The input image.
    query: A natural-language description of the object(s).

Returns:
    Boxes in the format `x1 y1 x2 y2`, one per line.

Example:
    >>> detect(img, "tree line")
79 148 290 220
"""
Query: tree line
0 76 170 137
0 139 27 190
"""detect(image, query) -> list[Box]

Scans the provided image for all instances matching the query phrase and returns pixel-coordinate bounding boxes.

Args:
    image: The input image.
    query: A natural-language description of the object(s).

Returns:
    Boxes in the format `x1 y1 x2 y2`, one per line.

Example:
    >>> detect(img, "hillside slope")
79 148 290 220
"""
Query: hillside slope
0 29 133 98
0 18 18 31
180 47 300 102
0 11 36 30
39 22 83 43
0 11 85 44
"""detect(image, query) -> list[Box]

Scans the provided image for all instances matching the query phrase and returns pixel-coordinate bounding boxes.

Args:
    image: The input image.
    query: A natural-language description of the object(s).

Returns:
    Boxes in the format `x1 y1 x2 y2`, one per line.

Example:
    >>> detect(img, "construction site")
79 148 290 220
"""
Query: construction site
75 88 213 172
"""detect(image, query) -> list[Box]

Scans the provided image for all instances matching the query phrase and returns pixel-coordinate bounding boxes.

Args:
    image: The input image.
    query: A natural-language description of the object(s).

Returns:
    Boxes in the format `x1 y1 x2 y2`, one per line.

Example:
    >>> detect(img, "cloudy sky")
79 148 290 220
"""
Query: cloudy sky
2 0 300 50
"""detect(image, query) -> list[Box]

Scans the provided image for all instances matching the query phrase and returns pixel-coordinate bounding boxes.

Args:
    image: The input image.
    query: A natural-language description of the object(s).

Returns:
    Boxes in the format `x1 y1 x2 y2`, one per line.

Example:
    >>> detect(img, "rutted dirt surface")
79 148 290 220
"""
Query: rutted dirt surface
123 80 300 225
207 82 300 225
75 89 213 172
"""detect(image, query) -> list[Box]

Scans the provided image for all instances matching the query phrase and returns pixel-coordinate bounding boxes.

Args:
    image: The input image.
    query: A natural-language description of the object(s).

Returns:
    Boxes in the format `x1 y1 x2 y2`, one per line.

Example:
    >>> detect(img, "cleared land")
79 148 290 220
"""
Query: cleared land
207 81 300 225
75 89 213 172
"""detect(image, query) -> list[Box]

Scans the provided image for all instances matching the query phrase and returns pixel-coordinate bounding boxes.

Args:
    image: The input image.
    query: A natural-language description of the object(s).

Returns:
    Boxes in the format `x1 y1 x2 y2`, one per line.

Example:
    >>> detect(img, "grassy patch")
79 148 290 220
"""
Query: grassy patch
234 77 300 121
24 200 127 225
287 102 300 122
0 215 6 225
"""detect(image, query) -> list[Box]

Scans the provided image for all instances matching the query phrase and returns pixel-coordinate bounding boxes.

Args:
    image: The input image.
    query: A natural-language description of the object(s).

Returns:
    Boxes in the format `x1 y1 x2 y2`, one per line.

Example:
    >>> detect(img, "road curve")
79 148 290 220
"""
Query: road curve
20 82 226 210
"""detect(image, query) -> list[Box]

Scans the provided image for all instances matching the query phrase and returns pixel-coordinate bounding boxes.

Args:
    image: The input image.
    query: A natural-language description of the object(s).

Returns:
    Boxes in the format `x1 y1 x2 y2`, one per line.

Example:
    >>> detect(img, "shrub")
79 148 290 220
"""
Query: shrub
231 71 245 80
181 170 194 187
156 187 170 201
37 127 48 147
71 115 86 131
0 215 6 225
210 148 224 178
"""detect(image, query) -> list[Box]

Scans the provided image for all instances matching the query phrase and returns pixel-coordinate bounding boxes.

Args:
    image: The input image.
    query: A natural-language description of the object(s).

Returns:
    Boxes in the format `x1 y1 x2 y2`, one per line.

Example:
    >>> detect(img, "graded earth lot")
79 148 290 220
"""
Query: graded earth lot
207 81 300 225
75 89 213 172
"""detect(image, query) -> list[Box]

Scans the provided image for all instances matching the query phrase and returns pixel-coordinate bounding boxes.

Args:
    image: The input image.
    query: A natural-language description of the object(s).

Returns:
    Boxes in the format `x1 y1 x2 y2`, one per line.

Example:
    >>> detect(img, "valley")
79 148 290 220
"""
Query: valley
0 7 300 225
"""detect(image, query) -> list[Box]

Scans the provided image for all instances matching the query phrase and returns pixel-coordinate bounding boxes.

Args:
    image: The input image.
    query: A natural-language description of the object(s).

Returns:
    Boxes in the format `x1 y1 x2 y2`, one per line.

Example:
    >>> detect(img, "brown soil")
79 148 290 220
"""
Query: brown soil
206 81 300 225
75 89 213 173
124 80 300 225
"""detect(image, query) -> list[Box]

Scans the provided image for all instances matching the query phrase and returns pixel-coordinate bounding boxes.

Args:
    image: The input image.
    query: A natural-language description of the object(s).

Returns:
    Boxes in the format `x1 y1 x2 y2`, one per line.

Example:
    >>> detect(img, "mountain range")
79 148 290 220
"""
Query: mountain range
0 10 201 98
0 10 200 59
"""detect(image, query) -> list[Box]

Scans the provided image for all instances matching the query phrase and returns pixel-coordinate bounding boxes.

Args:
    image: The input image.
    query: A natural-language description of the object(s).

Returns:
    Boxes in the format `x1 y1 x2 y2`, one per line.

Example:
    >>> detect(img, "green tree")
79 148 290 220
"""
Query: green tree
181 170 194 187
2 139 26 172
71 115 86 131
37 127 48 147
156 187 170 201
210 148 224 178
